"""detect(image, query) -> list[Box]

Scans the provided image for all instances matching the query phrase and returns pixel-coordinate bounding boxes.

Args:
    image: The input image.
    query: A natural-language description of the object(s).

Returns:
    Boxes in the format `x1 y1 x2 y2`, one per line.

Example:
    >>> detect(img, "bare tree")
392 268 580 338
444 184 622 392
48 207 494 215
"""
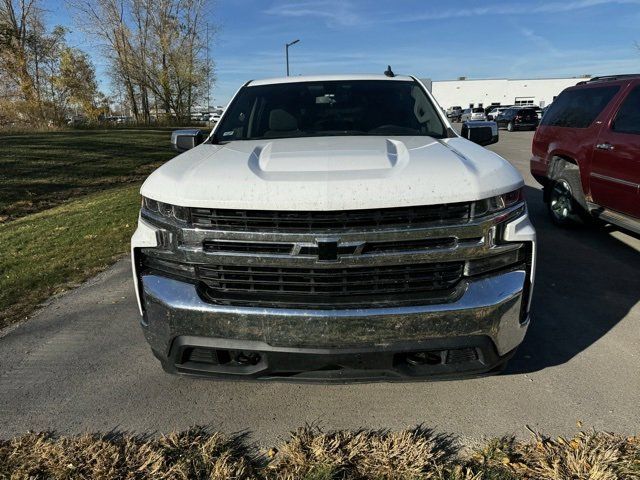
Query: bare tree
131 0 152 122
70 0 212 123
0 0 100 125
0 0 43 121
70 0 141 120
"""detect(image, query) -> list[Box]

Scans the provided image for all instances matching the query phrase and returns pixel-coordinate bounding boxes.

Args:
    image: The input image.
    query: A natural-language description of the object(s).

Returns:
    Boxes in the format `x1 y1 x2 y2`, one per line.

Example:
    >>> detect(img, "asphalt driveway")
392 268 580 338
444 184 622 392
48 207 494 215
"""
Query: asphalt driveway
1 130 639 445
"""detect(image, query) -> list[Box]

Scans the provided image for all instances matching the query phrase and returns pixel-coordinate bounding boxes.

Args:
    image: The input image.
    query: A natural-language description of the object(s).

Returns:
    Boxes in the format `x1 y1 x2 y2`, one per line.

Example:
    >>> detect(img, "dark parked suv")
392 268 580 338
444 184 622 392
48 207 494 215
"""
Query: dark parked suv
531 74 640 234
495 107 538 132
496 108 539 131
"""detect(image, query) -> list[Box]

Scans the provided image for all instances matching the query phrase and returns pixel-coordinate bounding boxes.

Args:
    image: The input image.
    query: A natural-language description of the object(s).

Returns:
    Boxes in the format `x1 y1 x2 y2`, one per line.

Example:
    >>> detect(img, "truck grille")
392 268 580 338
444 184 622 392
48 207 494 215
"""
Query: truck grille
196 262 464 308
190 203 471 232
139 201 528 309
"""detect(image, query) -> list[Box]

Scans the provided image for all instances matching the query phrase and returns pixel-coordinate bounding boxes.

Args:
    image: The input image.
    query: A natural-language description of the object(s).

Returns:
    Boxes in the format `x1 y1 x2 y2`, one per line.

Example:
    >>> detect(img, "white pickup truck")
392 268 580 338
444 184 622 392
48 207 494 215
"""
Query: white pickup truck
131 74 536 381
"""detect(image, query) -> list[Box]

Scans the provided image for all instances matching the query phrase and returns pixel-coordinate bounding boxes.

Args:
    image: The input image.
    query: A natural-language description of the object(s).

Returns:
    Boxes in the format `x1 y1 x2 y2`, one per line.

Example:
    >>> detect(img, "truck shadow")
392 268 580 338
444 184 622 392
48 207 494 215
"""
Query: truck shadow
505 185 640 374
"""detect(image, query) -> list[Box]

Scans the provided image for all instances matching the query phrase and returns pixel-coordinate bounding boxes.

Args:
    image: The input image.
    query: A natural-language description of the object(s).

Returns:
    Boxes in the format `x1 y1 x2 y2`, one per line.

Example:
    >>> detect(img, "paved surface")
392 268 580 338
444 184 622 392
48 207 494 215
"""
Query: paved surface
1 130 639 445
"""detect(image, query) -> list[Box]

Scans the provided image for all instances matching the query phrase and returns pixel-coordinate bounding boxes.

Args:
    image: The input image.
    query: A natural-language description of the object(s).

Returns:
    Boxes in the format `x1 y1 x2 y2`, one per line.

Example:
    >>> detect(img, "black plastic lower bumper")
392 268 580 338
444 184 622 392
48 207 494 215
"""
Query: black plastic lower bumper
156 335 515 382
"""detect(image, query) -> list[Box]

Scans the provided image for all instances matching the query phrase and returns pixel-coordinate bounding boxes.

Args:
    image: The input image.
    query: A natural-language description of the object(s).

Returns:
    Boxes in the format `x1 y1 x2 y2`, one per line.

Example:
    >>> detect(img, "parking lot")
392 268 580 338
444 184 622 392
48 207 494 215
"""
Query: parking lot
1 129 639 446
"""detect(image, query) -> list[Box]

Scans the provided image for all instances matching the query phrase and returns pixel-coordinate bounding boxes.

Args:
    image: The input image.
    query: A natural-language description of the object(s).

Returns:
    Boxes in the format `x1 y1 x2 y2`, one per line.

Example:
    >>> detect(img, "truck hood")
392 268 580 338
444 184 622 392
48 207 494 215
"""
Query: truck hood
141 136 523 210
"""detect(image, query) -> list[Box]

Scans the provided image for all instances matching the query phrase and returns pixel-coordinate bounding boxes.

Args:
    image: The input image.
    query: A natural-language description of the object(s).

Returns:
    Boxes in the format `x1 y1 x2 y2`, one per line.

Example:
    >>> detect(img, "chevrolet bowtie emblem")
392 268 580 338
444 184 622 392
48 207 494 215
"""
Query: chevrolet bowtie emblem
295 239 363 262
316 239 339 262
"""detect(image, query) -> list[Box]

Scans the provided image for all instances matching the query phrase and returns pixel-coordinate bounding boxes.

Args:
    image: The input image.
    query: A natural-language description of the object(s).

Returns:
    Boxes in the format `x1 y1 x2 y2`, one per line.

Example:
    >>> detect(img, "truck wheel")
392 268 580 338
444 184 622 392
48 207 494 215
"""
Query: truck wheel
507 122 515 132
547 168 591 226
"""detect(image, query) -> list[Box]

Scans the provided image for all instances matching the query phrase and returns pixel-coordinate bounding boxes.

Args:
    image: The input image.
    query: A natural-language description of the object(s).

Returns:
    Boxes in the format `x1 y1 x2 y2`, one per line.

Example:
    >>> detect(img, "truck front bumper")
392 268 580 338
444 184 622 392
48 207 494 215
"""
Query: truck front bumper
139 268 529 381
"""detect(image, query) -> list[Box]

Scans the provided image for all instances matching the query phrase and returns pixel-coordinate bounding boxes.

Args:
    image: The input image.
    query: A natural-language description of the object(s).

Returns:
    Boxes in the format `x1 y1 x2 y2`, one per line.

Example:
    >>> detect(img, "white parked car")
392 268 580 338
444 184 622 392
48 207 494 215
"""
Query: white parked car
208 112 222 123
132 74 536 381
486 106 511 120
446 106 463 121
460 107 487 122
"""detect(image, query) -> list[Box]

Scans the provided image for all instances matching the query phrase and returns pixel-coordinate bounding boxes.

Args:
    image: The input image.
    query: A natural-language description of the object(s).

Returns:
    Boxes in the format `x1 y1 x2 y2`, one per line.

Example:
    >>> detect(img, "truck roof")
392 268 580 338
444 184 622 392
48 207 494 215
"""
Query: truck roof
247 74 415 87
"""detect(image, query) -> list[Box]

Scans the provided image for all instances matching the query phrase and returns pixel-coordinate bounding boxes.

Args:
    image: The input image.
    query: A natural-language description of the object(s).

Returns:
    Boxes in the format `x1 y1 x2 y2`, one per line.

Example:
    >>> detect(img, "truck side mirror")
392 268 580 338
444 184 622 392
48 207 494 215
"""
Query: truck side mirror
461 121 499 146
171 129 204 152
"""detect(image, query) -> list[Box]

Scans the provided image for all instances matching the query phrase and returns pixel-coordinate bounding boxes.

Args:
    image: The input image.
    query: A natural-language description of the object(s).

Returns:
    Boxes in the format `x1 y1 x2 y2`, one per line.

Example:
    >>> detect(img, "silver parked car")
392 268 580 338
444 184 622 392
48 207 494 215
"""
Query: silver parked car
461 107 487 122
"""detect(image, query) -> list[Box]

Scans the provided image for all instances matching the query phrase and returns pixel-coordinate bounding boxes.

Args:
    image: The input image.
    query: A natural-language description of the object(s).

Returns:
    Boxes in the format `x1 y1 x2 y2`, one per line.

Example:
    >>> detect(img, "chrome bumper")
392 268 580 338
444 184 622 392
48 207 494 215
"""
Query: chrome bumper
140 268 528 358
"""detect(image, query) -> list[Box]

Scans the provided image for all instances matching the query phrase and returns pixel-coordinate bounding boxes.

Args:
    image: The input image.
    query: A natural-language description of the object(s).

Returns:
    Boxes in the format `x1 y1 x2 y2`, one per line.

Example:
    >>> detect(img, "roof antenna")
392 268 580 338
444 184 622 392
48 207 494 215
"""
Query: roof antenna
384 65 395 77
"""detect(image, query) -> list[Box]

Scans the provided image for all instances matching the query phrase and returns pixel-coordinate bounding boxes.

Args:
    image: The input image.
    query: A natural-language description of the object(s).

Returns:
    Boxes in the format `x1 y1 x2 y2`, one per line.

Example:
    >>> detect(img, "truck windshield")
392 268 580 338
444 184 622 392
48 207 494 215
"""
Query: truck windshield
214 79 447 142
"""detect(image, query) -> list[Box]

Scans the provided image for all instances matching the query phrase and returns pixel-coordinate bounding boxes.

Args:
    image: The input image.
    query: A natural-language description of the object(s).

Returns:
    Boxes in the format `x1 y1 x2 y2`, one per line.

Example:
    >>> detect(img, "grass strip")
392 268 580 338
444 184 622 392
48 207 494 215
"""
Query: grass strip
0 129 176 221
0 184 140 328
0 425 638 479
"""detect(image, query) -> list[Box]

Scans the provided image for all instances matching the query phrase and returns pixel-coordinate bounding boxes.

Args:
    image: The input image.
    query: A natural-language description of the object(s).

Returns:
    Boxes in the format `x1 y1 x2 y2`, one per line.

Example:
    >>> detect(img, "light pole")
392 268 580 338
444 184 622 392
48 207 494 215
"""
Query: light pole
285 39 300 76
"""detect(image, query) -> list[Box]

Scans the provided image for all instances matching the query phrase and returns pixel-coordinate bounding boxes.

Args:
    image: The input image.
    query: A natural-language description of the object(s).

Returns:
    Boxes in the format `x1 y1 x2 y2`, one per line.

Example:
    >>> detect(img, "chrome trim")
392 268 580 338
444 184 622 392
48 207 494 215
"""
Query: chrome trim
595 143 614 151
161 241 522 268
586 203 640 235
140 269 528 356
140 203 527 269
590 172 640 189
182 222 485 243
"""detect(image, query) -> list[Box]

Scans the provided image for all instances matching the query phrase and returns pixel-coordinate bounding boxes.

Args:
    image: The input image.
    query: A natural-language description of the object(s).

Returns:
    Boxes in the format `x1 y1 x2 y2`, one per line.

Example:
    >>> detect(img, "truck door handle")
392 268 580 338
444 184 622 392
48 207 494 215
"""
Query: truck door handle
595 143 614 151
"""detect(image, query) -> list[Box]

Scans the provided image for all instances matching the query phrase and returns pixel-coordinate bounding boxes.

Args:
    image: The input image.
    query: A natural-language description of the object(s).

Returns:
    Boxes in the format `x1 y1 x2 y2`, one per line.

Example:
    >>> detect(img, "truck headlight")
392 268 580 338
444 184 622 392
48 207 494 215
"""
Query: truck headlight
475 188 524 216
142 197 189 222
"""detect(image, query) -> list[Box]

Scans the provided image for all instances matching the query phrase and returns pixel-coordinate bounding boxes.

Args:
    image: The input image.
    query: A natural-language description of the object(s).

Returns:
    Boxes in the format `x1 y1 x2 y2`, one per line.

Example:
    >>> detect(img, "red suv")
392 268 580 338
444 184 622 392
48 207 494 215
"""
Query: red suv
531 74 640 234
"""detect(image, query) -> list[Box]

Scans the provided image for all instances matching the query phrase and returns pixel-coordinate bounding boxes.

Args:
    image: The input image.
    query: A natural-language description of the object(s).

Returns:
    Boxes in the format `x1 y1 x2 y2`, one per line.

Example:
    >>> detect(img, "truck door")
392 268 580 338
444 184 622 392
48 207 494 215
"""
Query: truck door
589 84 640 218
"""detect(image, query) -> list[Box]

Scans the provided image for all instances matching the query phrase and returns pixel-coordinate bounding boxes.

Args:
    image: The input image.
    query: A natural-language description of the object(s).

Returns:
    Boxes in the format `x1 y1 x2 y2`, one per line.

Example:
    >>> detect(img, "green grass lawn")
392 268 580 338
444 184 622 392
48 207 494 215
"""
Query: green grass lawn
0 128 176 221
0 128 182 327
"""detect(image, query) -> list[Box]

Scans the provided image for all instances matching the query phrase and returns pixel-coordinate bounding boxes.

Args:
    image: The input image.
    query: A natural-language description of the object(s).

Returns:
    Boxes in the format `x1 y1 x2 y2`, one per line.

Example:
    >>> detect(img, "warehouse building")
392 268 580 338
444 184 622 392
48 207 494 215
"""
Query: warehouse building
431 75 591 110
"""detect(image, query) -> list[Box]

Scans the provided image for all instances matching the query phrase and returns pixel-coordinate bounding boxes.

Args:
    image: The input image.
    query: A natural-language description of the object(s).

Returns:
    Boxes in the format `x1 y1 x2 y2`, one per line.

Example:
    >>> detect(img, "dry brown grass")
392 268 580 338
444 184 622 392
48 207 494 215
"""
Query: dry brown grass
511 430 640 480
265 425 455 479
0 427 258 480
0 426 638 480
463 429 640 480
